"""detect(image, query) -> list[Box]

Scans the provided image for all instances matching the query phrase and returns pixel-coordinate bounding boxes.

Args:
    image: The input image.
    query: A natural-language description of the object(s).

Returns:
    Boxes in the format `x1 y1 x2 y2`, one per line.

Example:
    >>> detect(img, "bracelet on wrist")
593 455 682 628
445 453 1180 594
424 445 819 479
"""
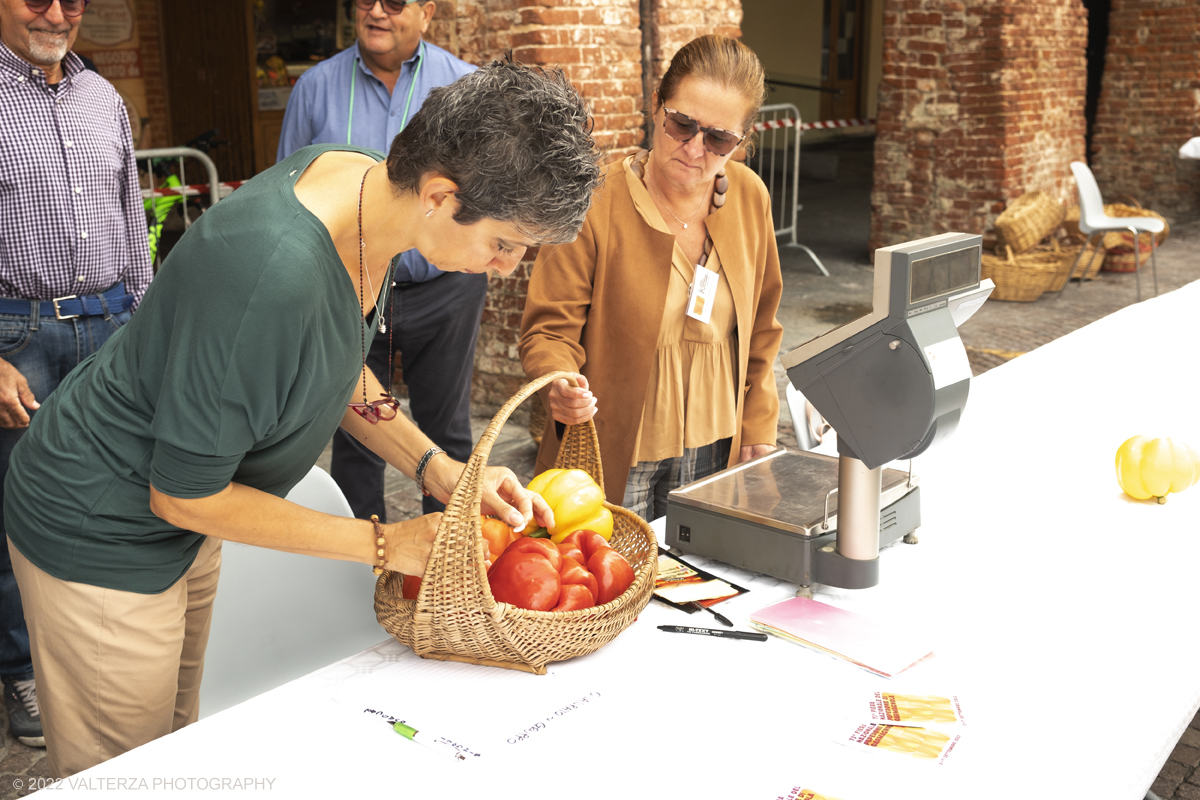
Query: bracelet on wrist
414 446 446 497
370 514 386 576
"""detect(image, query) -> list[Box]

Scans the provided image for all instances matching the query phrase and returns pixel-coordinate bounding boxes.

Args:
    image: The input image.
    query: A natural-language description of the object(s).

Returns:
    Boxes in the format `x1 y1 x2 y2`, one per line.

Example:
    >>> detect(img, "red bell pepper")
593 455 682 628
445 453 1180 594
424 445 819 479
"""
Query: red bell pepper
558 556 599 603
561 530 636 605
589 548 635 604
552 584 595 611
557 539 586 567
488 537 562 611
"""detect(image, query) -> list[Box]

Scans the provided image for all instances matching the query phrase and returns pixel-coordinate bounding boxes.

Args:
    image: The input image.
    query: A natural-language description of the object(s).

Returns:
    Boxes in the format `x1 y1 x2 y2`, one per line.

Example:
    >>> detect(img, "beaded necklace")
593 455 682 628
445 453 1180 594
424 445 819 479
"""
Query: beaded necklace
347 166 400 424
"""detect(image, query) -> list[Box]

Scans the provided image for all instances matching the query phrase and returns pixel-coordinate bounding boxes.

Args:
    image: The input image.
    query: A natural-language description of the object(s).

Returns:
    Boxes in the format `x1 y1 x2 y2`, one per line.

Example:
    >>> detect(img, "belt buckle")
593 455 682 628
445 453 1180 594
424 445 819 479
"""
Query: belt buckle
52 295 79 320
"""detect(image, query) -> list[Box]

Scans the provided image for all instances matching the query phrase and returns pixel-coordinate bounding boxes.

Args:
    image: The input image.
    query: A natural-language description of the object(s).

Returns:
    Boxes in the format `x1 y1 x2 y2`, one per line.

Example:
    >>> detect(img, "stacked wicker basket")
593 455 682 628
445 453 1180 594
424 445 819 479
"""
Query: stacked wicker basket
985 191 1169 302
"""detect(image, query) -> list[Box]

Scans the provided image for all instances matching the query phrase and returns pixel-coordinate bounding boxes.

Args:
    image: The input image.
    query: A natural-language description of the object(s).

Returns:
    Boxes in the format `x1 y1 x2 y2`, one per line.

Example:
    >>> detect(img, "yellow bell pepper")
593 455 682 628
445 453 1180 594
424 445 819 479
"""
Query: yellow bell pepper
526 469 612 542
1115 435 1200 504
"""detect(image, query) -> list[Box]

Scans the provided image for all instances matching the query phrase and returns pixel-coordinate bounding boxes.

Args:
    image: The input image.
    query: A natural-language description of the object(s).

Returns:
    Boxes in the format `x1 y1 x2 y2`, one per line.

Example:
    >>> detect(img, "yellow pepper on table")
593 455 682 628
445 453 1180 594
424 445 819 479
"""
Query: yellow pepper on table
526 468 614 543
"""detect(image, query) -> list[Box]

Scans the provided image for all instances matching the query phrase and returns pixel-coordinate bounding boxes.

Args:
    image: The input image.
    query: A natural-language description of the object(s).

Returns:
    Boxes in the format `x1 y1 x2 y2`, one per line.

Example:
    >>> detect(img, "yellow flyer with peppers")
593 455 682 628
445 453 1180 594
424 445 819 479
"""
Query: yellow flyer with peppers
774 788 848 800
865 690 966 727
835 721 964 766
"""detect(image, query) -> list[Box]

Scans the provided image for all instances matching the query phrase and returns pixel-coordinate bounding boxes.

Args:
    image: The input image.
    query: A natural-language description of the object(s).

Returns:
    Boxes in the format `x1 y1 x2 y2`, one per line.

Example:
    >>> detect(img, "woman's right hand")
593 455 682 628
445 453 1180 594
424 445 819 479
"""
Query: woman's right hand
547 374 597 426
384 512 441 575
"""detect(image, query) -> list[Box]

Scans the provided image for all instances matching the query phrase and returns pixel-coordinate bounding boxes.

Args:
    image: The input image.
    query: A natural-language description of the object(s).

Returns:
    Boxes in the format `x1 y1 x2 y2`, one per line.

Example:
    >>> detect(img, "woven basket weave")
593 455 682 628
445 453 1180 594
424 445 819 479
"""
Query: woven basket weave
981 245 1059 302
994 192 1064 255
374 370 658 675
1042 239 1106 292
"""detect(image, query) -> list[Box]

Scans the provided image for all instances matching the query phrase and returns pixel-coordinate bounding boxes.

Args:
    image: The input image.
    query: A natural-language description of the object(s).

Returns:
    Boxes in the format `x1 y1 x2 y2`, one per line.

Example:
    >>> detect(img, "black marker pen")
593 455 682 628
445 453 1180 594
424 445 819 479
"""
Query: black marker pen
657 625 767 642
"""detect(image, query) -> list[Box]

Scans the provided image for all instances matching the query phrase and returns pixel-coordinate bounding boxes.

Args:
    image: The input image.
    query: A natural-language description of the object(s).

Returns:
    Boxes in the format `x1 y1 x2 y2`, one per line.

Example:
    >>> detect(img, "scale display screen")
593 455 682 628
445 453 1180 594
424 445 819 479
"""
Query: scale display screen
909 245 981 305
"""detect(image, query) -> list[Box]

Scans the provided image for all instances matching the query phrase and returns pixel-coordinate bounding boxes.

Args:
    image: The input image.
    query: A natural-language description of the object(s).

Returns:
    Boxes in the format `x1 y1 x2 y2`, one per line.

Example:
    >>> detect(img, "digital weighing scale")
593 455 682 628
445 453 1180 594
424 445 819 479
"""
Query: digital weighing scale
665 232 993 595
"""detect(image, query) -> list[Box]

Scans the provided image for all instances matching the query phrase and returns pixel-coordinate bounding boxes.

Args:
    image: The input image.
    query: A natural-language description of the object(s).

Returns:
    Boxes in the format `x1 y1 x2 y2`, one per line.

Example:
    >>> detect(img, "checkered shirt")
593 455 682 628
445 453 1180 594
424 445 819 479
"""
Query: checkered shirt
0 43 151 305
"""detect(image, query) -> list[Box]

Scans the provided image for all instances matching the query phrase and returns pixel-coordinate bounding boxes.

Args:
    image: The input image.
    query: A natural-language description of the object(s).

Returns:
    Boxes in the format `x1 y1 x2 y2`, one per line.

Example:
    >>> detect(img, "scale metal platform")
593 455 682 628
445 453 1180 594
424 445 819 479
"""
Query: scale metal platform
664 449 920 593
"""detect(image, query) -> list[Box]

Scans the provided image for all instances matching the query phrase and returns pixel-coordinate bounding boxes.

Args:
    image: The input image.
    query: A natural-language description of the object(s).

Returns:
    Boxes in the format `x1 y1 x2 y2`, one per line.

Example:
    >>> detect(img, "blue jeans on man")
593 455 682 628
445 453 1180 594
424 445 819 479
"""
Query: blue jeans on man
1 294 132 745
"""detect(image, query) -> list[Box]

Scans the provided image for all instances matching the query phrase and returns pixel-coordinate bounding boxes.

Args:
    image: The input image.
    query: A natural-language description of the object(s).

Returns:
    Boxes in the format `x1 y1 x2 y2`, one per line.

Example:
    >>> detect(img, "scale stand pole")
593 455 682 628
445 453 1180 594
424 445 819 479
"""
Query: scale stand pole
812 448 883 590
836 454 881 561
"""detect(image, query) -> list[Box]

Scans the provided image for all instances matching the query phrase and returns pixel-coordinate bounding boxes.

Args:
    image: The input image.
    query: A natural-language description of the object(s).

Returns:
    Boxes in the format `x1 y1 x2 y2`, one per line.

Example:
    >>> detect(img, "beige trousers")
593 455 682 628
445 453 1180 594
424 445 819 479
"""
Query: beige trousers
8 535 222 778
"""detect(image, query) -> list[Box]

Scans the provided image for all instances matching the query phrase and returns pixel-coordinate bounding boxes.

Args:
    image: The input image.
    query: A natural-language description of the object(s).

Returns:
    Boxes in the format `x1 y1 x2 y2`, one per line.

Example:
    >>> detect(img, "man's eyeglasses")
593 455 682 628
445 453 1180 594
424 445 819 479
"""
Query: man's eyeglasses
661 107 745 157
25 0 90 18
347 394 401 424
353 0 420 14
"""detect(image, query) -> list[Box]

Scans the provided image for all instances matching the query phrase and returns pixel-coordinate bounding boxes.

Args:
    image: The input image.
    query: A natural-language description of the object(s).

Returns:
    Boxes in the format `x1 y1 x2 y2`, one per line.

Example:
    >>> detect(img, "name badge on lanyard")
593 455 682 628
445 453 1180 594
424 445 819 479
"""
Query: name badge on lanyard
686 264 719 324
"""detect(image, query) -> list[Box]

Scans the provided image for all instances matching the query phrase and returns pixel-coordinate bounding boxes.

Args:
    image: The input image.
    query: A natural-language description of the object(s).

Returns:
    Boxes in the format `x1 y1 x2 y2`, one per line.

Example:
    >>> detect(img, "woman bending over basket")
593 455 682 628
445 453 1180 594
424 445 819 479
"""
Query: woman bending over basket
4 58 602 777
519 35 785 521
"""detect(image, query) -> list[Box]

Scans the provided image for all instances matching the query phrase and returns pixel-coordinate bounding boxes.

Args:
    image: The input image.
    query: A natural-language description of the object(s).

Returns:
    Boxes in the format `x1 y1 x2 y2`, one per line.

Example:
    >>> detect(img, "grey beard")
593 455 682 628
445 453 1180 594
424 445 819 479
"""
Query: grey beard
27 31 70 65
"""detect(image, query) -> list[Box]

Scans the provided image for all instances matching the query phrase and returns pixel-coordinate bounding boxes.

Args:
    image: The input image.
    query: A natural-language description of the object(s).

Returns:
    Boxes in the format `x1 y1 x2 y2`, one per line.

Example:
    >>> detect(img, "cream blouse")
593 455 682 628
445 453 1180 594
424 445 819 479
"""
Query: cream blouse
624 155 738 465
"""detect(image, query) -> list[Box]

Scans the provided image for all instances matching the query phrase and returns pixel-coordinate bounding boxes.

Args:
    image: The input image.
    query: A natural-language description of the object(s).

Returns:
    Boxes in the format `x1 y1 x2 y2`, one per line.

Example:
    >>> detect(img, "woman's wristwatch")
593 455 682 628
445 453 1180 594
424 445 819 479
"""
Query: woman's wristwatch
414 446 446 497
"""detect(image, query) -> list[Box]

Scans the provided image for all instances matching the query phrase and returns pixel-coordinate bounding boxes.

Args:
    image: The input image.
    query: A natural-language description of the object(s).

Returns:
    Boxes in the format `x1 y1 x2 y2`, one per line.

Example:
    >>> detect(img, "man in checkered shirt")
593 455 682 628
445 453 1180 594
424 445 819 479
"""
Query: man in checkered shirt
0 0 151 749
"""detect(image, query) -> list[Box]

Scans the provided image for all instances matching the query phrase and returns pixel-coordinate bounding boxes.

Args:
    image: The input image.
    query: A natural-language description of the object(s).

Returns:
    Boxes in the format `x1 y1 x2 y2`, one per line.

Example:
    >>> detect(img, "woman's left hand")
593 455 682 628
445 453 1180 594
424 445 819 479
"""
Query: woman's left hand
424 453 554 532
739 443 776 463
478 467 555 533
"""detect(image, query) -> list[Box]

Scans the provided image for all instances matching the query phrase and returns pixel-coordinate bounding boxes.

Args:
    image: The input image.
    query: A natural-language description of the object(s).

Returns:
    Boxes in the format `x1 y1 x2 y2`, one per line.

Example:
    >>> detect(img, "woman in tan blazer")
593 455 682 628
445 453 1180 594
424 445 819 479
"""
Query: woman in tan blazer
519 35 784 521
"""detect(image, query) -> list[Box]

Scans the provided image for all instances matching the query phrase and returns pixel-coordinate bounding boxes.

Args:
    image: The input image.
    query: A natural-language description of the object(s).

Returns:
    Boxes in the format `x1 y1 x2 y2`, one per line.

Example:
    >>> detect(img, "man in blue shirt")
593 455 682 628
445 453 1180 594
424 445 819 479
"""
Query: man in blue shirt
278 0 484 519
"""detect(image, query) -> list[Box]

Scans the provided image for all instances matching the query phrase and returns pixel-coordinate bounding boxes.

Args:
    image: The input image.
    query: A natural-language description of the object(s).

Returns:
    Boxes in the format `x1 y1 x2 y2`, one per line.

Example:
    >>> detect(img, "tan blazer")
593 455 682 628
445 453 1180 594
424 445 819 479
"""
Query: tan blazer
519 159 785 504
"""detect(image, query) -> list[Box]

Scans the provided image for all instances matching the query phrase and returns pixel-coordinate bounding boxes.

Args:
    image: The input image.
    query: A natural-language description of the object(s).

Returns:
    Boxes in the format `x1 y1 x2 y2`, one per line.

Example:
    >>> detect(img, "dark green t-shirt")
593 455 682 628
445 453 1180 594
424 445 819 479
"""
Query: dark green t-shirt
5 144 388 593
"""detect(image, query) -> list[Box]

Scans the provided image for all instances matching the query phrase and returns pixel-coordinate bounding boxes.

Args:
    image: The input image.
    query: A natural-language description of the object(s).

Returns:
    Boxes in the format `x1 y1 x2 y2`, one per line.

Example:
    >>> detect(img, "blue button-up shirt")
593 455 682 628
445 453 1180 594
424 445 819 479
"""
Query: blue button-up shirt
0 43 151 304
277 41 474 282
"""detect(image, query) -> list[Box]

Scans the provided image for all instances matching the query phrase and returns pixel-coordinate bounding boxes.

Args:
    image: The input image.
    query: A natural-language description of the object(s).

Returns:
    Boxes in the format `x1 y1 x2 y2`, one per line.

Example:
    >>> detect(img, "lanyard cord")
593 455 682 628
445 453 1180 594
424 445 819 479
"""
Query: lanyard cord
347 41 425 145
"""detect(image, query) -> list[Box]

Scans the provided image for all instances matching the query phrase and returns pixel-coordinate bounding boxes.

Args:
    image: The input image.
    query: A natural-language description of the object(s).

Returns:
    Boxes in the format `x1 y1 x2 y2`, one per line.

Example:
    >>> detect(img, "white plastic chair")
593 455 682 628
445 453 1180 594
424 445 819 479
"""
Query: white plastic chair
1058 161 1163 302
199 466 384 718
786 384 833 452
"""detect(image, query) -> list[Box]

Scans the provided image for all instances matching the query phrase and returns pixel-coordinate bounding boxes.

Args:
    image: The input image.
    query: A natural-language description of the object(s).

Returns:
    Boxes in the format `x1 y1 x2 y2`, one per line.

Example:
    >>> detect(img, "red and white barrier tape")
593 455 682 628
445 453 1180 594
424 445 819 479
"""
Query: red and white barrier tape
140 181 245 201
753 117 876 132
138 118 878 199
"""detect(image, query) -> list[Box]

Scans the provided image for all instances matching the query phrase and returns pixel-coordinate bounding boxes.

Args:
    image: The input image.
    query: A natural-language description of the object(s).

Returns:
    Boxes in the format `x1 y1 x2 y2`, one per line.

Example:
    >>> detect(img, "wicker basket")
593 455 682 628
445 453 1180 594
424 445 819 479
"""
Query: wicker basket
981 245 1060 302
374 370 657 675
1103 241 1153 272
994 192 1064 255
529 397 546 447
1044 239 1107 292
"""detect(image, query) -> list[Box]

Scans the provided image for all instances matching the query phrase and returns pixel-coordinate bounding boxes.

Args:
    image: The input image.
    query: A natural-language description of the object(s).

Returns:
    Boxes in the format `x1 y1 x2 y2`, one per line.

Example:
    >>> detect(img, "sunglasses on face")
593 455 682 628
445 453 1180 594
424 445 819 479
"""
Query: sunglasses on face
347 394 401 424
25 0 89 18
354 0 419 14
661 107 745 157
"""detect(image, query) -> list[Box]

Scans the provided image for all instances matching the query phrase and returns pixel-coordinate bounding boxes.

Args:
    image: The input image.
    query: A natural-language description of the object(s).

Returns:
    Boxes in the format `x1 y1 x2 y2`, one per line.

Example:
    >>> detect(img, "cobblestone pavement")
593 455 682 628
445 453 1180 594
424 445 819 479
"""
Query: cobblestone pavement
3 186 1198 800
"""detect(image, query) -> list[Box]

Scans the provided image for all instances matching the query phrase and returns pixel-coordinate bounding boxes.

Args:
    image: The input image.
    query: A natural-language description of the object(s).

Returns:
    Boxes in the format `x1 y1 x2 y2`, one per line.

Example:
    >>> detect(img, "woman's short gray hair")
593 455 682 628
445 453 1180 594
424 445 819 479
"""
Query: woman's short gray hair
387 57 602 245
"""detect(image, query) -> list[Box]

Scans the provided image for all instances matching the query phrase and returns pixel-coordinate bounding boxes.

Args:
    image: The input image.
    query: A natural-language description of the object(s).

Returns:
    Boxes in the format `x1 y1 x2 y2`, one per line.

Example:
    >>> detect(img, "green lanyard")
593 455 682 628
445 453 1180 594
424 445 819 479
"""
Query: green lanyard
346 40 425 144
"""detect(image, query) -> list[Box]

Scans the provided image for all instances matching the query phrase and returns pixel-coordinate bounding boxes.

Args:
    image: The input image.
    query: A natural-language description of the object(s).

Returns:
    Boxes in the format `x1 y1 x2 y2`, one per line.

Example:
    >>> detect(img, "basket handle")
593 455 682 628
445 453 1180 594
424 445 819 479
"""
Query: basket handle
405 370 602 622
1005 244 1016 265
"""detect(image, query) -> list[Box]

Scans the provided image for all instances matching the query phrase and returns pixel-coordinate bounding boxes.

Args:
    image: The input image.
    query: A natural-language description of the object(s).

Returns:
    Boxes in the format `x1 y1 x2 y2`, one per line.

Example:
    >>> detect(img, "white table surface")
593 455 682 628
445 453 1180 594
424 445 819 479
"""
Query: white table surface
42 281 1200 799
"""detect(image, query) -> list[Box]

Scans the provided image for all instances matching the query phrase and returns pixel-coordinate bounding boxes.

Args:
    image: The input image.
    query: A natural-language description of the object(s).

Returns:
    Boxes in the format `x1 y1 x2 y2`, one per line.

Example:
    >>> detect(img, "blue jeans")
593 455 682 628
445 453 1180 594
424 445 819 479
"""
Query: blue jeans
0 303 132 681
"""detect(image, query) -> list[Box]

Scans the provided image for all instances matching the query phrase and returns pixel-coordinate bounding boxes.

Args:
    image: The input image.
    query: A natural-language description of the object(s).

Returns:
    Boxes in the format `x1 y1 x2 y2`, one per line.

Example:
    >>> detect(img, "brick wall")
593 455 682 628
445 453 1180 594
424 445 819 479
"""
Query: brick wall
135 0 168 148
1090 0 1200 221
870 0 1088 252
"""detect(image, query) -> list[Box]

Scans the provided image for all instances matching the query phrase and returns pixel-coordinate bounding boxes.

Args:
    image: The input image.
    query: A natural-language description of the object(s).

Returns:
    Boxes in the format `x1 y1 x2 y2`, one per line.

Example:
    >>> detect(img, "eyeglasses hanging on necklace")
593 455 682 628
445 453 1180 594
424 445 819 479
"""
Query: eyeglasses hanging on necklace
348 166 401 425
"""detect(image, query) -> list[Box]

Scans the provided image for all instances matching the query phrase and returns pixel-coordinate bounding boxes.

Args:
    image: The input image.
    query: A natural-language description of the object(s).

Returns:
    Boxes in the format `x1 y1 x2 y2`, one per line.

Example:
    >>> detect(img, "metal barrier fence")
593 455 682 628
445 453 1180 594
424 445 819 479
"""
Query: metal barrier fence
134 147 226 270
745 103 829 276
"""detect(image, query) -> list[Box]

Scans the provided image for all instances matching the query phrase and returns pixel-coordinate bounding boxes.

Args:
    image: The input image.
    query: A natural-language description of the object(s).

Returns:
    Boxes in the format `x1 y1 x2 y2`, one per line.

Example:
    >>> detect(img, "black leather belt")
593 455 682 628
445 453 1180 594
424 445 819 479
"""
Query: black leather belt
0 283 134 320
